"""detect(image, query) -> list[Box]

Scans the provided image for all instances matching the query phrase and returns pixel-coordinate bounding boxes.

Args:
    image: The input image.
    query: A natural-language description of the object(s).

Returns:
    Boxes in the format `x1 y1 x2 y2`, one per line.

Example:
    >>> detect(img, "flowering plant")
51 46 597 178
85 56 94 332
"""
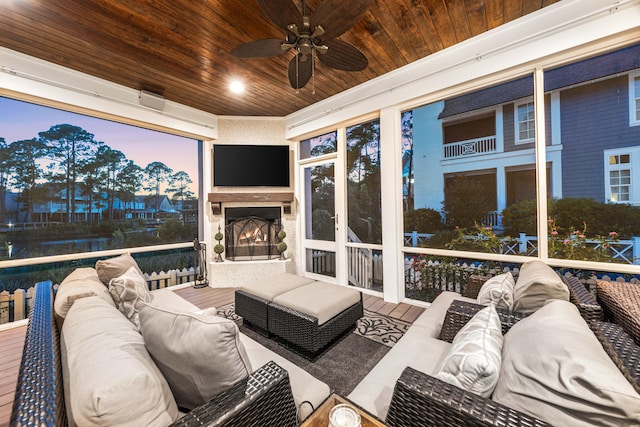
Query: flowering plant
547 219 619 262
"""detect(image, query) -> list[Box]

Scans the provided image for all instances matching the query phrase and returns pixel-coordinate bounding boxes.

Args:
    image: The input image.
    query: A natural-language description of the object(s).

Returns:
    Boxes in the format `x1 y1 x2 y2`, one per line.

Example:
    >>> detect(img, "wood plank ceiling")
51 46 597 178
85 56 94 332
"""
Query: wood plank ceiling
0 0 559 117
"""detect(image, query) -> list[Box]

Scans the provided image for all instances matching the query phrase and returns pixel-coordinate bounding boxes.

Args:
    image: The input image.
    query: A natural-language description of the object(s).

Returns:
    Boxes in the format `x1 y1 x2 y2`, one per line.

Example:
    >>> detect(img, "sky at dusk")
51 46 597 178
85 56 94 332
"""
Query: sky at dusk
0 96 199 194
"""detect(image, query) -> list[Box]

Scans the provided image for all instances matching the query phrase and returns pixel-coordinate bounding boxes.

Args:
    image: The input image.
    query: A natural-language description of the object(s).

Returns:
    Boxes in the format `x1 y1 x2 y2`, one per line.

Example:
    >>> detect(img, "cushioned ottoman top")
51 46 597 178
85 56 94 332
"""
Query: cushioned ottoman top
240 273 316 301
272 281 361 325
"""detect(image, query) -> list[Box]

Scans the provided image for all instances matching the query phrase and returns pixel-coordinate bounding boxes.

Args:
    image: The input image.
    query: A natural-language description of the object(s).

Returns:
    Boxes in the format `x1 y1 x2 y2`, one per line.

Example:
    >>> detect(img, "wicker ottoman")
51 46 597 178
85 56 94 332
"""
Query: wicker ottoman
235 273 315 335
268 282 363 358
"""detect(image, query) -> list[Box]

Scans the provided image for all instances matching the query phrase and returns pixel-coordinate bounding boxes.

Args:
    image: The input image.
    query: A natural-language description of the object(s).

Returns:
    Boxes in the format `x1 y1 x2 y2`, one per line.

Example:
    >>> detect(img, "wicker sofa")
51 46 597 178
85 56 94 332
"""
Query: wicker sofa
348 261 640 426
11 259 330 426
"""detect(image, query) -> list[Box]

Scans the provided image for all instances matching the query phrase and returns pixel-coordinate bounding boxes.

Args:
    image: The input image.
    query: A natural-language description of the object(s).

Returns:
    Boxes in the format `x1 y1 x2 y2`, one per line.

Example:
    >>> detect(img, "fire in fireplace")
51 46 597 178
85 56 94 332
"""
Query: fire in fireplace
225 207 281 261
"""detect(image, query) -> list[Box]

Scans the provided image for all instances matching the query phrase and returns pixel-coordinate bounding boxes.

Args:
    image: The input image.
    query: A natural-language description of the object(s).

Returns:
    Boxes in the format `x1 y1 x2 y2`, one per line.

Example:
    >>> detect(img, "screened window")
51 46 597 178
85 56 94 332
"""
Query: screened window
606 151 632 203
545 44 640 264
631 72 640 125
299 131 337 159
515 101 535 143
0 96 200 261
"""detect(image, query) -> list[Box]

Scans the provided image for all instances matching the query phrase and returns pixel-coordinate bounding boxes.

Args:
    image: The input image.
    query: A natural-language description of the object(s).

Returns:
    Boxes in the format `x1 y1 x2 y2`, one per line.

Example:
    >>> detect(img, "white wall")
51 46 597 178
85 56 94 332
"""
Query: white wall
204 117 298 281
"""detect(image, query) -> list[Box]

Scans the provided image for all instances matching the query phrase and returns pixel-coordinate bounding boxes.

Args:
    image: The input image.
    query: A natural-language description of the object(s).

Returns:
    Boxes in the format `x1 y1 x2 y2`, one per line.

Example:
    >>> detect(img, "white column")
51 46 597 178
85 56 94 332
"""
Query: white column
496 166 507 217
380 106 403 303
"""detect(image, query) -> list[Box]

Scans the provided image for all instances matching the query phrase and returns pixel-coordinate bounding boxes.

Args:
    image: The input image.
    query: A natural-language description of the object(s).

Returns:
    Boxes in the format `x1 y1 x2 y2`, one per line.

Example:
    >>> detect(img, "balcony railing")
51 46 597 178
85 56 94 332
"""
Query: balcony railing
443 136 497 159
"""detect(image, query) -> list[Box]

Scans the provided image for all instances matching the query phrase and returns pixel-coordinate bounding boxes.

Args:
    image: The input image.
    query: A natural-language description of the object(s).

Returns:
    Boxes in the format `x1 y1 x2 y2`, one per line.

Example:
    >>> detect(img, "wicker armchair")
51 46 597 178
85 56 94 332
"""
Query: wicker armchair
386 367 550 427
563 275 604 322
439 299 528 342
11 281 298 427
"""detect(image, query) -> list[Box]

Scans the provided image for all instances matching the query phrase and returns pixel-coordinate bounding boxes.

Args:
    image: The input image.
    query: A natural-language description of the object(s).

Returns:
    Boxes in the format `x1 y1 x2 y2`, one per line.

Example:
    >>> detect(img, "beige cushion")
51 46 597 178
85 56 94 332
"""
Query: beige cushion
493 299 640 426
272 281 361 325
95 252 144 285
61 296 178 426
240 273 315 301
239 334 330 421
435 304 503 397
139 303 252 411
108 267 152 330
513 260 568 313
476 272 515 310
54 267 115 324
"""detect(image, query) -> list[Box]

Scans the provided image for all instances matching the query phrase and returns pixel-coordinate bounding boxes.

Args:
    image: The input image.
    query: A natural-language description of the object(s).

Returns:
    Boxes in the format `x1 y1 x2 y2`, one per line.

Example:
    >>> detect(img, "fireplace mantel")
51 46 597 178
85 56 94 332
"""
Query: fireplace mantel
208 192 294 215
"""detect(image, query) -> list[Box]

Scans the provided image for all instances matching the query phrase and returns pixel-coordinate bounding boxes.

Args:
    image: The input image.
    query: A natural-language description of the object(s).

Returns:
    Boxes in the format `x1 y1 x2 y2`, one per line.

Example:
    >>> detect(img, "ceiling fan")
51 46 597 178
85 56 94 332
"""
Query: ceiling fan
231 0 375 91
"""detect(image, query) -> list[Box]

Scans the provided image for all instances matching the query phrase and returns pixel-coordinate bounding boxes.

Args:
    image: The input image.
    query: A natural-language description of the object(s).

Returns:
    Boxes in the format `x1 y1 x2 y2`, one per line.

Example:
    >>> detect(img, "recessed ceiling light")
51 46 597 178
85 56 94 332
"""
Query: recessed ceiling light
229 80 244 94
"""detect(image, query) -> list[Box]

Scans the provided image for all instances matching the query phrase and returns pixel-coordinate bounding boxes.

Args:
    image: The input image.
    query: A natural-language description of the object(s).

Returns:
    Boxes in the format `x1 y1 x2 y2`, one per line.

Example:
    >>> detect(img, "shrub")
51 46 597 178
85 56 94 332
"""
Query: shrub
404 208 445 233
442 176 493 228
501 199 538 235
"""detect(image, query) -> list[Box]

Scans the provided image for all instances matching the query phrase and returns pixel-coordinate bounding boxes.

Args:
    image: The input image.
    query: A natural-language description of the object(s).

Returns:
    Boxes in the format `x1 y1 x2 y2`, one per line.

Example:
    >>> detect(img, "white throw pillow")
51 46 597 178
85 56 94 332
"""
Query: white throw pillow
61 296 178 426
493 299 640 426
138 303 253 411
513 260 569 313
476 272 515 310
108 266 152 329
435 304 503 397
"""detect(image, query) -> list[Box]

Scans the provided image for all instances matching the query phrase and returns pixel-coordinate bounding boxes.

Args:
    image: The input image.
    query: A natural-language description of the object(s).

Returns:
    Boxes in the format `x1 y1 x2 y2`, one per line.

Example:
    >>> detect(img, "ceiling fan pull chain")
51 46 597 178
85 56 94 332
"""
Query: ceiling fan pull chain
295 52 300 94
312 53 316 95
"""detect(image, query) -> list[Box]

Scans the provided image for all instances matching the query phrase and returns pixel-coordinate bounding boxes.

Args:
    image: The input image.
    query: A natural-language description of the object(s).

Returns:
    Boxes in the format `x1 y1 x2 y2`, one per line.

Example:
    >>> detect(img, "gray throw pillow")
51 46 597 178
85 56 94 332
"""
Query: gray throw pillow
96 252 145 285
138 303 253 411
493 299 640 426
61 296 178 426
513 260 568 313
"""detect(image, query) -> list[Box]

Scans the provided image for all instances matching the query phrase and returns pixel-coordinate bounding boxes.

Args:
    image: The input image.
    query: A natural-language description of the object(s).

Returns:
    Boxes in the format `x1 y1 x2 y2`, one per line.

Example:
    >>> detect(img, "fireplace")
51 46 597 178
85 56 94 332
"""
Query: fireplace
225 207 281 261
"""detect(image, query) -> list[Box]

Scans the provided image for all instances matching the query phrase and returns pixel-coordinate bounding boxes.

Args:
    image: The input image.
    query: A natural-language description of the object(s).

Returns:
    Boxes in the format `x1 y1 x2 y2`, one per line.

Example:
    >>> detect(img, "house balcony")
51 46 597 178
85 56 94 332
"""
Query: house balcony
443 135 497 159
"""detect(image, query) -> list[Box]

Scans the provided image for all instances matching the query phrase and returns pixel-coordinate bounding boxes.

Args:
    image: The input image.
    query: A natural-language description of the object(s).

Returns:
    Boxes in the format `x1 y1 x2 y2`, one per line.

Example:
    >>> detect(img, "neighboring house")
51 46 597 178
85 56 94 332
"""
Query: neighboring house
142 195 177 218
411 44 640 225
113 196 148 220
3 184 178 223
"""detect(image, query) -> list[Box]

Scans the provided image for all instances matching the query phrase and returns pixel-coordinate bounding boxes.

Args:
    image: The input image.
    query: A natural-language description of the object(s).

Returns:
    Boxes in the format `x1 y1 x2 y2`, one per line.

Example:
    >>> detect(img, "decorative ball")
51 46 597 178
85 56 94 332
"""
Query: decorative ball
214 232 224 241
214 243 224 254
276 242 287 253
277 230 287 240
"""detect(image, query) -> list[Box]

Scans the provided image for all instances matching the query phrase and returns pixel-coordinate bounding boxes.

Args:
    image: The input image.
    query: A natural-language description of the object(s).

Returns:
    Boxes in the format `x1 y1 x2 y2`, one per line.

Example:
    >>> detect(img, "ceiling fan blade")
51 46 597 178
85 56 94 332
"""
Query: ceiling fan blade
317 40 368 71
310 0 375 40
231 39 287 58
288 55 313 89
256 0 303 33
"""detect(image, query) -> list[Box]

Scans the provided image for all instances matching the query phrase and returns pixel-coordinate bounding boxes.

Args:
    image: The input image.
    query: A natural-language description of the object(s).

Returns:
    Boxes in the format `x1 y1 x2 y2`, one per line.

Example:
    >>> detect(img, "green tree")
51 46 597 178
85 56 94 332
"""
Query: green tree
117 160 143 219
167 170 194 224
79 148 107 226
39 124 97 223
346 120 382 244
9 139 47 222
0 138 9 222
442 175 493 228
95 146 125 220
144 161 173 219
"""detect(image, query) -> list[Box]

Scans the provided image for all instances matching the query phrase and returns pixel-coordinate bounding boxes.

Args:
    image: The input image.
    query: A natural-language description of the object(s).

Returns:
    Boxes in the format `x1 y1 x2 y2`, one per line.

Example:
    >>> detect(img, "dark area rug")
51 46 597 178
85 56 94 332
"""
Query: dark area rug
217 303 407 396
240 325 389 396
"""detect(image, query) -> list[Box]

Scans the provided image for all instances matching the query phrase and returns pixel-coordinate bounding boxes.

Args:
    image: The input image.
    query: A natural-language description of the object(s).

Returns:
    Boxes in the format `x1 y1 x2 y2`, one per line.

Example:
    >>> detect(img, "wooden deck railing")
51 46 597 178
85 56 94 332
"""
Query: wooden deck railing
0 267 198 325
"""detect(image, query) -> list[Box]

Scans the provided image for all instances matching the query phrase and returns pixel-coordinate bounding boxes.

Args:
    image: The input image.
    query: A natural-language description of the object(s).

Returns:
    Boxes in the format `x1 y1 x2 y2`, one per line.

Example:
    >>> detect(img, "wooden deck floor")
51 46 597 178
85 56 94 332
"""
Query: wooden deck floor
0 286 424 426
173 286 425 323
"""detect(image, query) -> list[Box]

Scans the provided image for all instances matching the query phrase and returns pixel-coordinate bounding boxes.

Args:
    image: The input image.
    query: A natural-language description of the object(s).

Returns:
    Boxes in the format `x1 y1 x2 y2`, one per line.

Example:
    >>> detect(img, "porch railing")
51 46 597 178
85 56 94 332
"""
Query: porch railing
443 136 497 159
0 267 197 325
404 231 640 264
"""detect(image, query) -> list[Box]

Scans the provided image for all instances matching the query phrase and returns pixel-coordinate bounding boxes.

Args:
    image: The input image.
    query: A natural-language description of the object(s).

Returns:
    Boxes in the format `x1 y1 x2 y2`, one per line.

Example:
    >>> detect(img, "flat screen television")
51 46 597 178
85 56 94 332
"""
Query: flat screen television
213 144 290 187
